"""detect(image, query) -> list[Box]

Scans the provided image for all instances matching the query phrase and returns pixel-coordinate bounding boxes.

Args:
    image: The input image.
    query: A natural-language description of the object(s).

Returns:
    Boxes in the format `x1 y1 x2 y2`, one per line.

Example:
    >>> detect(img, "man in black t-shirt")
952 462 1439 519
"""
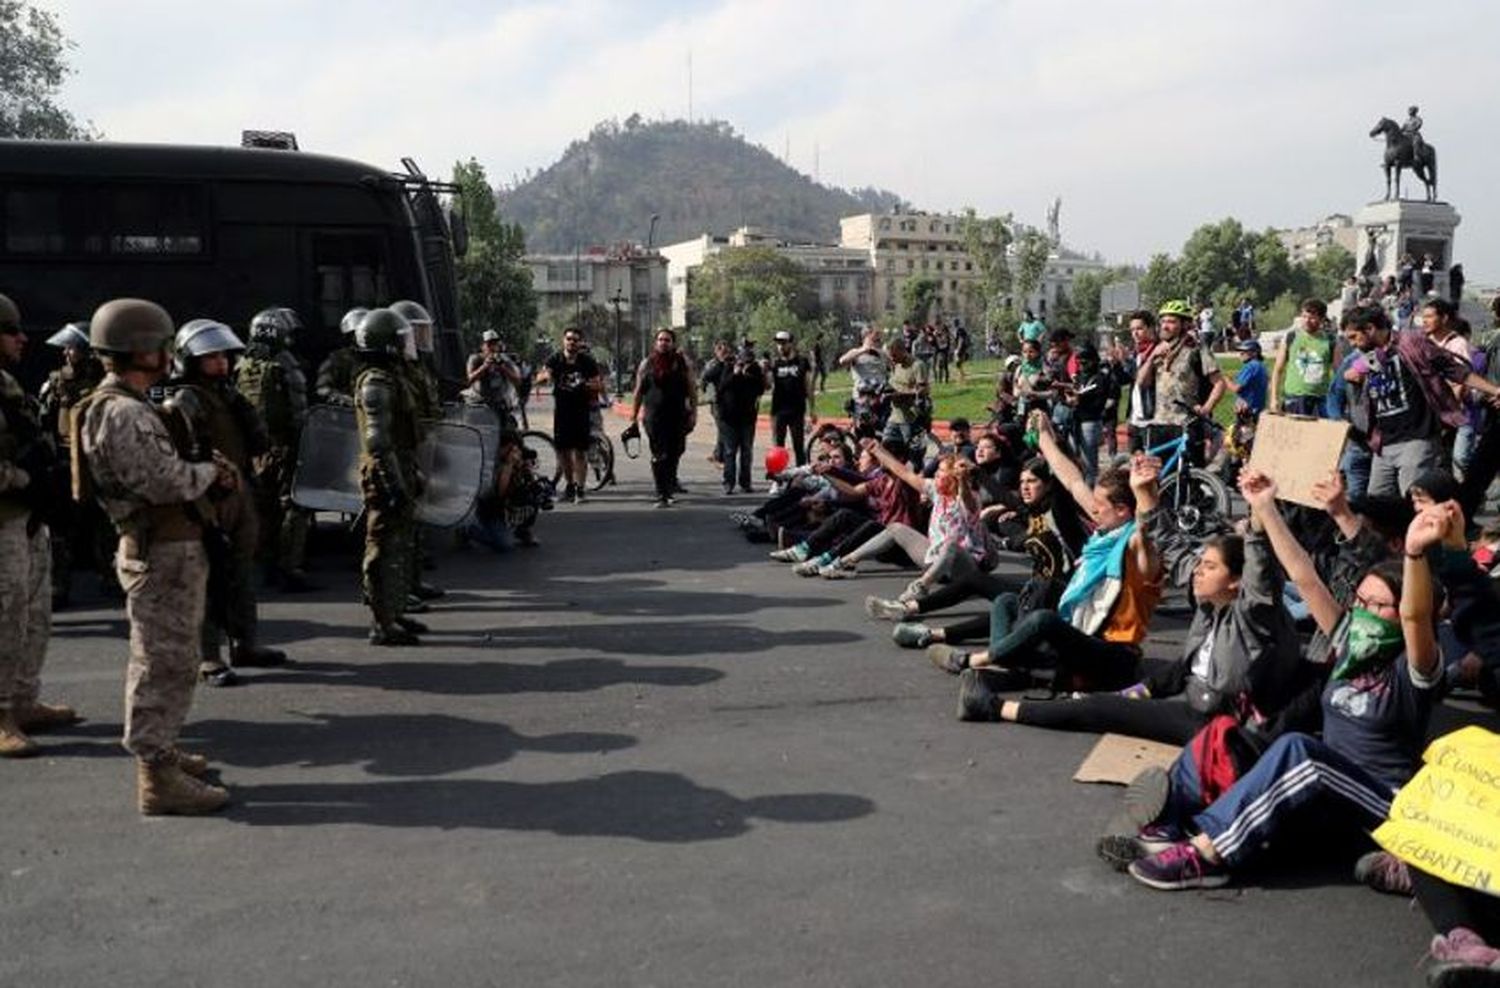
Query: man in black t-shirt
538 328 602 503
766 330 816 465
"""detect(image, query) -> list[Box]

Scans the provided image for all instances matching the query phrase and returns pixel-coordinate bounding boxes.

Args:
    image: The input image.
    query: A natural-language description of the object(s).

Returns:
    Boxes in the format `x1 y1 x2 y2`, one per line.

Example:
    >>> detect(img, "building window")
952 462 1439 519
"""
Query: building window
879 218 890 231
905 259 914 272
965 262 973 271
920 259 929 271
833 276 847 290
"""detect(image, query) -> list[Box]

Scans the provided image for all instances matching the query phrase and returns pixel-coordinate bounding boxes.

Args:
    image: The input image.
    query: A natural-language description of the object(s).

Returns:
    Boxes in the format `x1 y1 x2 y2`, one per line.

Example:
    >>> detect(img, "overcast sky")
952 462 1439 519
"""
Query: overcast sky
43 0 1500 280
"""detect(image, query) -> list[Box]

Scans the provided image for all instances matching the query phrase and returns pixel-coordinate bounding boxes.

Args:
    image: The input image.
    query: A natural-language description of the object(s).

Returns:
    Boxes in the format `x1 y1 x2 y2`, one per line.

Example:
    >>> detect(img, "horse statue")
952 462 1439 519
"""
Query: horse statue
1370 117 1438 202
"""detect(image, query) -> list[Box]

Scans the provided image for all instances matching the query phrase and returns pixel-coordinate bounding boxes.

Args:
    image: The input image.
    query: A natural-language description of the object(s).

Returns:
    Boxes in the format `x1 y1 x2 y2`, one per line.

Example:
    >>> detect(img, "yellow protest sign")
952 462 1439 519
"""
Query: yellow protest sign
1372 726 1500 896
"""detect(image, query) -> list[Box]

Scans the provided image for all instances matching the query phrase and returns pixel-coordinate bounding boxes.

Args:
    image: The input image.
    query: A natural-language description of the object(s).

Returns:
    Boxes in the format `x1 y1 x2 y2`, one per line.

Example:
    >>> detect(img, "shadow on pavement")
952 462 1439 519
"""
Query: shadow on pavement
437 580 841 619
227 769 875 840
253 655 725 696
192 713 634 775
459 621 860 657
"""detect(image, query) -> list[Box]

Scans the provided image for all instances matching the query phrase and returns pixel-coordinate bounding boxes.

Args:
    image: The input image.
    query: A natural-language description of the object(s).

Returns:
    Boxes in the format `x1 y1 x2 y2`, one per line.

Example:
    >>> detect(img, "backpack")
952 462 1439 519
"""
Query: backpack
235 351 293 442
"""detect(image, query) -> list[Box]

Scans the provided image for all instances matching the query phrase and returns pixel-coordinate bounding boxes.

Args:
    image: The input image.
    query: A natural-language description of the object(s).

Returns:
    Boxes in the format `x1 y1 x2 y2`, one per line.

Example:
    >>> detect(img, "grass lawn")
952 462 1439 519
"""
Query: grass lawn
813 356 1246 429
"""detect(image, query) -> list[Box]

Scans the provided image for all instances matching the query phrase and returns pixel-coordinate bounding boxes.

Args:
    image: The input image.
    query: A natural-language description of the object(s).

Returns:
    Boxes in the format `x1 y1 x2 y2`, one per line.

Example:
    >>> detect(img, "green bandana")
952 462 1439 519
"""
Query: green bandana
1332 607 1404 680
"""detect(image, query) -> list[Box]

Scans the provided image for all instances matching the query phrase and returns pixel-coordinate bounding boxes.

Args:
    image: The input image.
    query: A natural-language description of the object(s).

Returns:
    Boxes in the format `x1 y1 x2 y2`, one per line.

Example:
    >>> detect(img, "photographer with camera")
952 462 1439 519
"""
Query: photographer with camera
466 330 524 433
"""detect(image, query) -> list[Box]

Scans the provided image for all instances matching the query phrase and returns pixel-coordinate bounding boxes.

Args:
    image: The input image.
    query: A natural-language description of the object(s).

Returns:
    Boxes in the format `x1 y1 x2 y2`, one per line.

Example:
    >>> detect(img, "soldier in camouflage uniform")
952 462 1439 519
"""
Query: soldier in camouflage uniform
391 300 446 607
77 298 240 814
234 307 314 591
314 307 367 406
353 309 425 646
0 293 79 758
162 319 288 687
38 322 106 607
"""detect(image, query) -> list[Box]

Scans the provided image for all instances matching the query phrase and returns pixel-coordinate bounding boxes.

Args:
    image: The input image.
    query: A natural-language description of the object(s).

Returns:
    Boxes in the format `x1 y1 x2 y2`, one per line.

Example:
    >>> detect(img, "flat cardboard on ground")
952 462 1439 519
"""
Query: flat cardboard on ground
1245 413 1349 508
1073 733 1182 785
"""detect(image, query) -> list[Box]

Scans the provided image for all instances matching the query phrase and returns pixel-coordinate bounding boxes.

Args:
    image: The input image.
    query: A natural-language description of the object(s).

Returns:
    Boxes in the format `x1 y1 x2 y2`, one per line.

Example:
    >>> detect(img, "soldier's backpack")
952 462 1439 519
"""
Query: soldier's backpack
235 350 293 443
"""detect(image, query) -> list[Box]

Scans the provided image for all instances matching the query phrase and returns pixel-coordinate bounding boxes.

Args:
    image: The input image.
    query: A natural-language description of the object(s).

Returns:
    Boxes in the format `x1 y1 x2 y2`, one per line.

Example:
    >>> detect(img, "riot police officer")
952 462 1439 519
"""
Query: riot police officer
77 298 239 814
390 299 445 607
353 309 425 646
39 321 106 607
234 306 314 591
0 293 77 758
163 319 288 686
315 307 367 406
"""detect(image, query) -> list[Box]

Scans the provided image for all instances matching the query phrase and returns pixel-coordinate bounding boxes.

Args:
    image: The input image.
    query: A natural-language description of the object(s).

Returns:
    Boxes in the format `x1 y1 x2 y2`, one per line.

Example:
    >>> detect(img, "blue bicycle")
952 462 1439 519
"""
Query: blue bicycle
1142 402 1232 535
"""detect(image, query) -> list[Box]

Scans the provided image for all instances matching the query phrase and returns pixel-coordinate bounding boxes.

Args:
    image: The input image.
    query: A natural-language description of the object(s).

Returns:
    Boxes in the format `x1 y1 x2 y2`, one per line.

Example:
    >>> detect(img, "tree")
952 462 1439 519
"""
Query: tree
1012 230 1052 315
899 277 942 325
0 1 93 139
687 245 815 341
451 158 537 351
957 209 1015 336
745 296 813 351
1300 244 1355 303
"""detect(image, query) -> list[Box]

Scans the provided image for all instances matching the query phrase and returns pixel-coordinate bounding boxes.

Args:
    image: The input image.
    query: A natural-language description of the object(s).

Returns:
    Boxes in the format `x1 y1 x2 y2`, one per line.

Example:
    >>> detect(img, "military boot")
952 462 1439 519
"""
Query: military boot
168 747 211 778
413 581 445 601
369 623 420 647
16 700 81 732
230 643 287 668
137 759 229 816
0 712 39 759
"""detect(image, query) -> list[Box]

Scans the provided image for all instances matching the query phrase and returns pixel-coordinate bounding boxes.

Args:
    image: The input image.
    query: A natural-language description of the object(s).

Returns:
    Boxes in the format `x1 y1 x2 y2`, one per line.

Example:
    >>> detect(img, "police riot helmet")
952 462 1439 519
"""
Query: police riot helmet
0 294 19 334
176 319 245 360
340 307 369 336
46 322 91 350
353 308 412 356
391 300 433 353
248 307 291 345
90 299 175 354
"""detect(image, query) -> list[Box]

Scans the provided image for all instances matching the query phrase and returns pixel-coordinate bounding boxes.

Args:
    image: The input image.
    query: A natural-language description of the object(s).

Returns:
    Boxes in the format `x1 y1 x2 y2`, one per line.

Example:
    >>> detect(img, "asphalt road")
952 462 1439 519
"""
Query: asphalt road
0 420 1455 988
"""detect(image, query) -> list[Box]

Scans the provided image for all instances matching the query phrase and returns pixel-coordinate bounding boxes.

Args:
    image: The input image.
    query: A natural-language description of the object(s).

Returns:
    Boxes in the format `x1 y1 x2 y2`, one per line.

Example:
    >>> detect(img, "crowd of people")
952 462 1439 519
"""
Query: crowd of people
729 296 1500 986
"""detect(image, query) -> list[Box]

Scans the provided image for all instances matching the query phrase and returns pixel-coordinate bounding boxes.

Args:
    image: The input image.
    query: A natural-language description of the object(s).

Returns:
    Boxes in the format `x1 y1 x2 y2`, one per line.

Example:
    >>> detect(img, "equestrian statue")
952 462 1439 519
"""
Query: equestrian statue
1370 106 1438 202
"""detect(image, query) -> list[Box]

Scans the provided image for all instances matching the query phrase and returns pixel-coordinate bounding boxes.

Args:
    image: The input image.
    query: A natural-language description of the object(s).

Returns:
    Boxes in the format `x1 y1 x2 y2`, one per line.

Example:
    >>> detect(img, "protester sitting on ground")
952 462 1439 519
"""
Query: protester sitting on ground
953 468 1307 748
867 455 1088 644
773 439 926 568
924 410 1163 692
811 438 993 584
1113 482 1453 892
750 441 859 544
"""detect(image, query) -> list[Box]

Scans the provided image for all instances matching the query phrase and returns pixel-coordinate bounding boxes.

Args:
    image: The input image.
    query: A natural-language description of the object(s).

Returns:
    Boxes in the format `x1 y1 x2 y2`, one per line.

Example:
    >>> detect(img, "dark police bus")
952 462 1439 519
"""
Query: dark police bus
0 138 467 384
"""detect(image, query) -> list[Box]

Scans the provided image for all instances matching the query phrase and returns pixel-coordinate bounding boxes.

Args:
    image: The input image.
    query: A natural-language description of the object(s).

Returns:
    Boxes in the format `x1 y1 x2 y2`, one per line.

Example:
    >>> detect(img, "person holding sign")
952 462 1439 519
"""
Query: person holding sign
1123 473 1449 891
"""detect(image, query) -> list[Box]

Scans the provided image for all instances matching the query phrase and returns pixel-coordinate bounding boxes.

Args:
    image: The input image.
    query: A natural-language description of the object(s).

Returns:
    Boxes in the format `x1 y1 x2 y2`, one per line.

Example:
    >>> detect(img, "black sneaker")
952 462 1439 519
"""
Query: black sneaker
957 668 1001 721
369 624 420 646
1096 834 1149 872
413 582 446 601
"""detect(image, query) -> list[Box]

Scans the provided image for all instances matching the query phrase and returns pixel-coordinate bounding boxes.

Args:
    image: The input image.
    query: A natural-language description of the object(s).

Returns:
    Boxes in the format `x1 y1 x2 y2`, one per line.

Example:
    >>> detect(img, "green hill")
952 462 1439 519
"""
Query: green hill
501 117 904 251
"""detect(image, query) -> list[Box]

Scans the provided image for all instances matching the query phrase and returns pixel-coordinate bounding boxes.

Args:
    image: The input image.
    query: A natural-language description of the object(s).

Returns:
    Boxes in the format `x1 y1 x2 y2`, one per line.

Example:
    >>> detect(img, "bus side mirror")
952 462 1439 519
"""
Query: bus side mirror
446 208 469 259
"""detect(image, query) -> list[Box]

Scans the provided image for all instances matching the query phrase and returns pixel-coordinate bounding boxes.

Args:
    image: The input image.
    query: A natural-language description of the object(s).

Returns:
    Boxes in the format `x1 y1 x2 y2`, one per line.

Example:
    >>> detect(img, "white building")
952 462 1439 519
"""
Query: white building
524 245 669 331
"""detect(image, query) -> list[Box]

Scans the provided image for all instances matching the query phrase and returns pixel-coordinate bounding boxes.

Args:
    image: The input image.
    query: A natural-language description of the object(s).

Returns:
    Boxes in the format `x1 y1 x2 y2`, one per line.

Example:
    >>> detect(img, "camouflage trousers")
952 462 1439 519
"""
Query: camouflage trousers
0 515 53 712
202 487 261 660
118 538 207 761
253 447 310 575
362 500 413 628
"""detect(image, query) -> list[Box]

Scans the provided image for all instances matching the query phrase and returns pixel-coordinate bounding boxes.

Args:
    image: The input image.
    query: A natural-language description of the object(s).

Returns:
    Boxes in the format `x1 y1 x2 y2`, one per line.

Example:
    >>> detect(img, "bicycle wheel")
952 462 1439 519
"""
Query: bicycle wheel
1164 467 1232 535
586 434 615 491
520 430 561 488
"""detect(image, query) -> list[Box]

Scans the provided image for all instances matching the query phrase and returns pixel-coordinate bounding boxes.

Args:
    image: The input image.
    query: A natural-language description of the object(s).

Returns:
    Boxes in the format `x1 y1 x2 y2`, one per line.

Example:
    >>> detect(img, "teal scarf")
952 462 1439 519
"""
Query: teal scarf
1057 520 1135 624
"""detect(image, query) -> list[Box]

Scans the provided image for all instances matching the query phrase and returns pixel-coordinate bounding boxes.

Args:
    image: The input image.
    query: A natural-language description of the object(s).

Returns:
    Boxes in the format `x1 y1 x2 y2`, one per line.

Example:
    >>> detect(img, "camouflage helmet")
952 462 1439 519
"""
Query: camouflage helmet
46 322 91 350
248 307 292 345
0 293 19 334
89 298 174 354
339 307 369 336
353 308 411 356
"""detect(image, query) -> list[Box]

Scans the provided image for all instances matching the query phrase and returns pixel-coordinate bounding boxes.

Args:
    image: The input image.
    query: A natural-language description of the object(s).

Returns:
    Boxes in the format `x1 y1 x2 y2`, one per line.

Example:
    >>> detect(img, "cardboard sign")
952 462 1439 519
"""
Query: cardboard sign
1245 413 1349 507
1373 727 1500 896
1073 733 1182 786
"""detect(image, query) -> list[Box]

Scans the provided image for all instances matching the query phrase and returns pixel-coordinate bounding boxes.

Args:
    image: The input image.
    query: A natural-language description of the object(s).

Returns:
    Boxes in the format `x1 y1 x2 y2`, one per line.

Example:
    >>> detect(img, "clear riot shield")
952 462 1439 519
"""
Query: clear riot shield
443 402 502 525
292 405 487 528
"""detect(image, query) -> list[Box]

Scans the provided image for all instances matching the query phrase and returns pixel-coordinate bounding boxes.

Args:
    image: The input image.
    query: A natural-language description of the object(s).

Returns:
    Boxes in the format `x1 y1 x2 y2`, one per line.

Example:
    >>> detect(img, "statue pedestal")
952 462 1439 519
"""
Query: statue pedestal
1354 200 1460 298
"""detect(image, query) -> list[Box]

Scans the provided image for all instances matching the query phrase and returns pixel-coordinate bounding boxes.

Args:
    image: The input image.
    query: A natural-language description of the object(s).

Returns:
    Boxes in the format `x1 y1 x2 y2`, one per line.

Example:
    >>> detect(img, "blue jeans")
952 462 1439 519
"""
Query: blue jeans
719 418 756 491
1454 423 1476 475
1281 395 1325 417
984 595 1140 691
1192 732 1395 866
1076 419 1103 487
1341 443 1372 503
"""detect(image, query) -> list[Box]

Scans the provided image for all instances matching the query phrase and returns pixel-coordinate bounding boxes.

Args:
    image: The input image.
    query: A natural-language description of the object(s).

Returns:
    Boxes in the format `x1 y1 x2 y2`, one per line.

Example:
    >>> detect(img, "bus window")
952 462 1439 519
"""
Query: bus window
110 184 204 255
312 231 388 328
3 188 66 254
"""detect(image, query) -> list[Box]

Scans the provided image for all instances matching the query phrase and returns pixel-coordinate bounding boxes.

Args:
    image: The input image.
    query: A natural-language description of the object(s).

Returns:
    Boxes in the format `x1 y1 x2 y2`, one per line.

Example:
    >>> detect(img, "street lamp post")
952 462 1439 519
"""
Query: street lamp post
644 213 660 357
610 287 626 398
